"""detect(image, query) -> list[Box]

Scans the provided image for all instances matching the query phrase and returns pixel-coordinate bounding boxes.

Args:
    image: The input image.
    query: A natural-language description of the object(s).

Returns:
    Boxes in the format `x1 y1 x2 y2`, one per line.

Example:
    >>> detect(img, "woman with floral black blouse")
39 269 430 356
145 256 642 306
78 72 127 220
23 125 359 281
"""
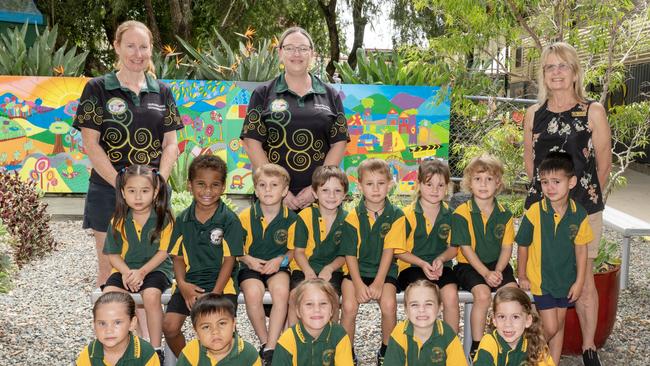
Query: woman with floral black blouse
522 42 611 366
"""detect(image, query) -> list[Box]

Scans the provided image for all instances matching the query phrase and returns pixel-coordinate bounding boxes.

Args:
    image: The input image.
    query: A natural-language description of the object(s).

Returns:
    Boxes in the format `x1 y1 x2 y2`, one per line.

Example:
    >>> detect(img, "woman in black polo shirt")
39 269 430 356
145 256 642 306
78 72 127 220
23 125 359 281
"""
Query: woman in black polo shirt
241 27 349 210
73 20 182 287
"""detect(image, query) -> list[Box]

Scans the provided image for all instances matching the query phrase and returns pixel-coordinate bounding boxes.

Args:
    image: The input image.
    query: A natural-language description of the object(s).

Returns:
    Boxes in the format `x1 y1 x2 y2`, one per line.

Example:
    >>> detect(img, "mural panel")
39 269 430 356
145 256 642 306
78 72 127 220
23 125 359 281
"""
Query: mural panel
0 76 450 194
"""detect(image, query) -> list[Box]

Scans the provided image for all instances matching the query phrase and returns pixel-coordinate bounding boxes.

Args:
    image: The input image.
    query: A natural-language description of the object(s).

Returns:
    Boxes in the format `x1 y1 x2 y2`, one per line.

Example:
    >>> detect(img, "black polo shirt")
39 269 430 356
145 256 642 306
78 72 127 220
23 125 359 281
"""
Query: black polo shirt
73 72 182 186
240 73 349 194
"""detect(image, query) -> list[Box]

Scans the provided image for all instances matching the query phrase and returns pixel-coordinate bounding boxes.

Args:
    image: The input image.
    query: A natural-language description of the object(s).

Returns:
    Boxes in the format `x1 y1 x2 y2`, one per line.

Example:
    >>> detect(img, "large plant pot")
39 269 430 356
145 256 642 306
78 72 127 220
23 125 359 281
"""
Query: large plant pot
561 265 620 355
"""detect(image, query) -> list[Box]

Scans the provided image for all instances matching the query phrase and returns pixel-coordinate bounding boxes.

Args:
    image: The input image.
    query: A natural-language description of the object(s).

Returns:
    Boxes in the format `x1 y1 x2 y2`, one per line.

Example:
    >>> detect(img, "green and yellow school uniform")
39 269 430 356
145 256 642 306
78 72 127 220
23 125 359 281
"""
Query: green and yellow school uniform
176 334 261 366
384 319 467 366
76 333 159 366
398 201 453 273
289 205 356 273
473 330 555 366
340 199 406 278
169 201 244 294
515 198 593 297
273 321 353 365
104 212 173 280
451 198 514 264
239 201 297 268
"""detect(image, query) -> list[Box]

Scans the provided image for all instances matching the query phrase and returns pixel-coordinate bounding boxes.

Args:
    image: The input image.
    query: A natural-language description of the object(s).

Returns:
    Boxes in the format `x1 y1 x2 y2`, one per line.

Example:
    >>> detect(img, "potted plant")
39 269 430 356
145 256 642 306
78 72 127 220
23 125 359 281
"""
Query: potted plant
561 237 622 355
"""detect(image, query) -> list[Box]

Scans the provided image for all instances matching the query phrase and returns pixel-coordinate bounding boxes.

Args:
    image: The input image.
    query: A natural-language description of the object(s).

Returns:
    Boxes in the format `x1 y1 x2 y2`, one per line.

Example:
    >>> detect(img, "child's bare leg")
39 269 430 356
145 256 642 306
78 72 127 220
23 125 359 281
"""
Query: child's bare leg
93 230 111 287
440 283 460 333
266 272 290 349
241 279 269 345
162 312 187 356
379 283 397 345
287 289 298 326
540 308 565 365
340 279 359 344
470 285 491 341
142 288 163 348
136 307 150 341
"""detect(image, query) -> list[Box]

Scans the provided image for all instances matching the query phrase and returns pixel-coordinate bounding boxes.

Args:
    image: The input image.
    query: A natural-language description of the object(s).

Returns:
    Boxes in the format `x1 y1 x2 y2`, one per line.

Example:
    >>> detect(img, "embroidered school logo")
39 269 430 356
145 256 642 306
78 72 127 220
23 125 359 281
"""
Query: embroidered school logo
430 345 446 363
322 349 334 366
569 224 579 240
494 224 506 239
274 229 288 245
210 228 224 246
270 98 288 112
380 222 392 238
438 224 451 240
107 97 127 115
333 230 342 245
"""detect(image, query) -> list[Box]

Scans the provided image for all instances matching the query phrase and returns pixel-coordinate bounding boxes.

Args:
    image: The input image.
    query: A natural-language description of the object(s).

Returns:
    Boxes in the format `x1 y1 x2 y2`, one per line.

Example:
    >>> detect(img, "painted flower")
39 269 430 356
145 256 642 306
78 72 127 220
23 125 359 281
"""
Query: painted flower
182 115 193 126
205 124 214 137
195 118 203 131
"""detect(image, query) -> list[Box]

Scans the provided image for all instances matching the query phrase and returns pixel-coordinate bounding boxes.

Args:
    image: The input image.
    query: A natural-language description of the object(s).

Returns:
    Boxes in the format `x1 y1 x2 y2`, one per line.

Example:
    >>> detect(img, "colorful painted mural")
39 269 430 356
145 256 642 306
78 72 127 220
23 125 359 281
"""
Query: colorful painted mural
0 76 450 194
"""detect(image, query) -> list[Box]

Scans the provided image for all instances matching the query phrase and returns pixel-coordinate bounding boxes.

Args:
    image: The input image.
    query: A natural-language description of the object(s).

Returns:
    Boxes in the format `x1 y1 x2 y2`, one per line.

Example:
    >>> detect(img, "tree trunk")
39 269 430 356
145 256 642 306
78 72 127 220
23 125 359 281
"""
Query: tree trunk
144 0 162 48
347 0 367 70
52 134 64 155
169 0 193 41
317 0 341 80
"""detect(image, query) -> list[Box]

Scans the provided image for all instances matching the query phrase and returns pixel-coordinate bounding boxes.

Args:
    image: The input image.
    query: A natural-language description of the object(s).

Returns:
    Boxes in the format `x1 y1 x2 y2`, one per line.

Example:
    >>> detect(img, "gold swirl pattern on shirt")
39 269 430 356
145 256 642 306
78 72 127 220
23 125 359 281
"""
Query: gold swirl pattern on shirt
331 112 348 138
265 111 326 172
244 106 267 136
97 107 160 166
163 99 181 127
76 97 105 126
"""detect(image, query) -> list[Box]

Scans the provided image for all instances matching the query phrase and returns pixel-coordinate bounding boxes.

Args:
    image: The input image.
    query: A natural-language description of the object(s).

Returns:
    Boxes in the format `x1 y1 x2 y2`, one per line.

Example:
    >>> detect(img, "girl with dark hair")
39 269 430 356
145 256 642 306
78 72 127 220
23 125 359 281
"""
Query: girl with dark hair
102 164 174 359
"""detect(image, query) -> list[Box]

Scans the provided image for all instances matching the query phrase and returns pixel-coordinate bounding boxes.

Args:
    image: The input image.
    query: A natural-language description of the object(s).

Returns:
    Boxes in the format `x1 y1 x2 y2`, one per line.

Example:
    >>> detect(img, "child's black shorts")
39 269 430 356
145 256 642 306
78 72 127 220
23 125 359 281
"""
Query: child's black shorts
454 261 516 291
102 270 170 293
290 270 343 294
238 267 290 288
166 289 238 316
342 274 399 289
397 266 458 293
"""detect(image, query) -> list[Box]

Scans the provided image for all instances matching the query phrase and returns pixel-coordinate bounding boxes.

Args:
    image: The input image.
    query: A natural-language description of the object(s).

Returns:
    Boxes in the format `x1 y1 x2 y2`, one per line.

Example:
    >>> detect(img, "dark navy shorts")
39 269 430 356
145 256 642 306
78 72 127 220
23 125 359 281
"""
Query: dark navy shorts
342 274 399 290
533 293 575 310
397 266 458 293
83 182 116 232
102 270 171 293
290 270 343 294
454 261 516 291
167 290 238 316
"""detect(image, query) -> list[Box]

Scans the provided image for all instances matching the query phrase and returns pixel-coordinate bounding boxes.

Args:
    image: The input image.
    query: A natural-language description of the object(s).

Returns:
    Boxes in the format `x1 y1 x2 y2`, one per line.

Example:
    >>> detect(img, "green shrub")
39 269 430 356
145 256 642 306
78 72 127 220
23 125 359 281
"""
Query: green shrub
0 219 13 293
171 190 239 217
0 172 58 267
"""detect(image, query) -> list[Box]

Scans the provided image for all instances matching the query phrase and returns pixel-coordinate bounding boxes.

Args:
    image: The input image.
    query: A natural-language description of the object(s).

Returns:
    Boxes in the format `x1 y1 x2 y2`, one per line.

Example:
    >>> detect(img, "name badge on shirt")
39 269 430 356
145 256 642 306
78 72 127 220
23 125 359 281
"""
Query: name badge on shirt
571 111 587 117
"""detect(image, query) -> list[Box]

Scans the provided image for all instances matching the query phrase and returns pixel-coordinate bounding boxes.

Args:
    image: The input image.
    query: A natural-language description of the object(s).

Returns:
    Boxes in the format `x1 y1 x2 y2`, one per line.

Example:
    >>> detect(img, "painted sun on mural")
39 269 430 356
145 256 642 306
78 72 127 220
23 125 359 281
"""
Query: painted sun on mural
0 76 450 194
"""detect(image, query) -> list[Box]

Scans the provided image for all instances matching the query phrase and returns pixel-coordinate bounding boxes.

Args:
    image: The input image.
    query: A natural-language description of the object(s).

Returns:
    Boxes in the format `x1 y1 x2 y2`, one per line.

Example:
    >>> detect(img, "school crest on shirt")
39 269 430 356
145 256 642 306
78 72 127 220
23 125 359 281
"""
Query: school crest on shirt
210 228 224 246
322 349 334 366
107 97 127 115
438 224 451 240
270 98 289 112
274 229 288 245
569 224 579 240
494 224 506 239
380 222 392 238
333 230 343 245
430 345 446 363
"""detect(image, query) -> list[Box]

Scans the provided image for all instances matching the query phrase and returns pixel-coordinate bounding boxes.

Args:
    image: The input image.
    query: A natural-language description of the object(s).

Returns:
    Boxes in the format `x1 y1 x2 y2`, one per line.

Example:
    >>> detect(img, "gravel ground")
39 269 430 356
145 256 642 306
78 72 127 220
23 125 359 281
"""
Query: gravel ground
0 221 648 365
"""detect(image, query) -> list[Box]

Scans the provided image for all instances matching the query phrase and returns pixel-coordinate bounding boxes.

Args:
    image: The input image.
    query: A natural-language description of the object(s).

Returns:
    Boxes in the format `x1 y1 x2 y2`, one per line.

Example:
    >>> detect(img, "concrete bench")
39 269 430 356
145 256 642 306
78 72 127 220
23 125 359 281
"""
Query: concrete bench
91 287 508 358
602 206 650 290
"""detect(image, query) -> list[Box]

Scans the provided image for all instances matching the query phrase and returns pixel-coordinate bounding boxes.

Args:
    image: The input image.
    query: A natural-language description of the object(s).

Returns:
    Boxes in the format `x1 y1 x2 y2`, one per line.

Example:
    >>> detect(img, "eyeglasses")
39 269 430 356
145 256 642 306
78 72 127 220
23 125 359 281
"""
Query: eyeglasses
282 45 312 54
543 63 571 73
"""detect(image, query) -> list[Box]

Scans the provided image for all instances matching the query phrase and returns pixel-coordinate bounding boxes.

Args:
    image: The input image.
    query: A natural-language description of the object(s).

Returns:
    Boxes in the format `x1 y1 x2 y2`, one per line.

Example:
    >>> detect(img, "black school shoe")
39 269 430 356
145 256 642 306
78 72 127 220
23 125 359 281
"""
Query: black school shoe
583 348 602 366
376 347 385 366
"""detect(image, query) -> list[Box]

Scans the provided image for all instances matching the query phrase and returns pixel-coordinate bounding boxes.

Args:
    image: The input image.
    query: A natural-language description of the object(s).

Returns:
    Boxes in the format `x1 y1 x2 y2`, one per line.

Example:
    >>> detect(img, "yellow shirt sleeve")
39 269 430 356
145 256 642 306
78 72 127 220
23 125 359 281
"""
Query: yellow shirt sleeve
446 336 469 366
75 346 90 366
334 334 354 365
574 217 594 246
158 222 173 252
502 217 515 246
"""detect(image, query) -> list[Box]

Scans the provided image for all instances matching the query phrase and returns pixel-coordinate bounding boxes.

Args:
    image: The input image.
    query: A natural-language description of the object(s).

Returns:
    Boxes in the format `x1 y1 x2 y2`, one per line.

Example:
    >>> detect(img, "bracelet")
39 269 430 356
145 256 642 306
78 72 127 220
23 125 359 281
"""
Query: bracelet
280 255 289 267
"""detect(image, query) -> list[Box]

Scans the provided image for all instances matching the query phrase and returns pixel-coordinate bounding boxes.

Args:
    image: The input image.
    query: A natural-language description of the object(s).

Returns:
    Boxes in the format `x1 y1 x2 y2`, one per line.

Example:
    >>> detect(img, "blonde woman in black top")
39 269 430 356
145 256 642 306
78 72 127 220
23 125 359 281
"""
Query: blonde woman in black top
522 42 611 366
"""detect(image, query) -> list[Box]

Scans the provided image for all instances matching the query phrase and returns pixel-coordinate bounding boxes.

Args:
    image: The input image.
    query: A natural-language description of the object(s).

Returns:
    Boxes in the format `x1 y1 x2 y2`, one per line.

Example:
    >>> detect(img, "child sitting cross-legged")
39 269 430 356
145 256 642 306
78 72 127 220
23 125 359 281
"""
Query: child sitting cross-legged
176 293 261 365
238 163 298 365
516 152 592 365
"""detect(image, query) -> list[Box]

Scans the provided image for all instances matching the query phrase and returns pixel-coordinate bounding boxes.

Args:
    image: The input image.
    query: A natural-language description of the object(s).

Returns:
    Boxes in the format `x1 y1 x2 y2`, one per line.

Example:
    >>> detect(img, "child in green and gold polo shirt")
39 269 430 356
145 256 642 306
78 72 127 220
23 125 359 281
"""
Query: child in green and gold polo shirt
385 280 467 366
451 154 517 358
176 294 261 366
238 163 298 365
163 155 245 358
340 158 406 365
273 279 353 365
287 165 356 325
516 152 591 365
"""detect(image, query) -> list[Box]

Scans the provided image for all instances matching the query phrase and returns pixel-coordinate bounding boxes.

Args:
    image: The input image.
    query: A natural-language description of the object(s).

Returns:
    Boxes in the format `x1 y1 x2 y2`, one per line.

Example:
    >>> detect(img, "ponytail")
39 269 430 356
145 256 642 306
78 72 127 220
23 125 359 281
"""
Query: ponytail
149 169 174 245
